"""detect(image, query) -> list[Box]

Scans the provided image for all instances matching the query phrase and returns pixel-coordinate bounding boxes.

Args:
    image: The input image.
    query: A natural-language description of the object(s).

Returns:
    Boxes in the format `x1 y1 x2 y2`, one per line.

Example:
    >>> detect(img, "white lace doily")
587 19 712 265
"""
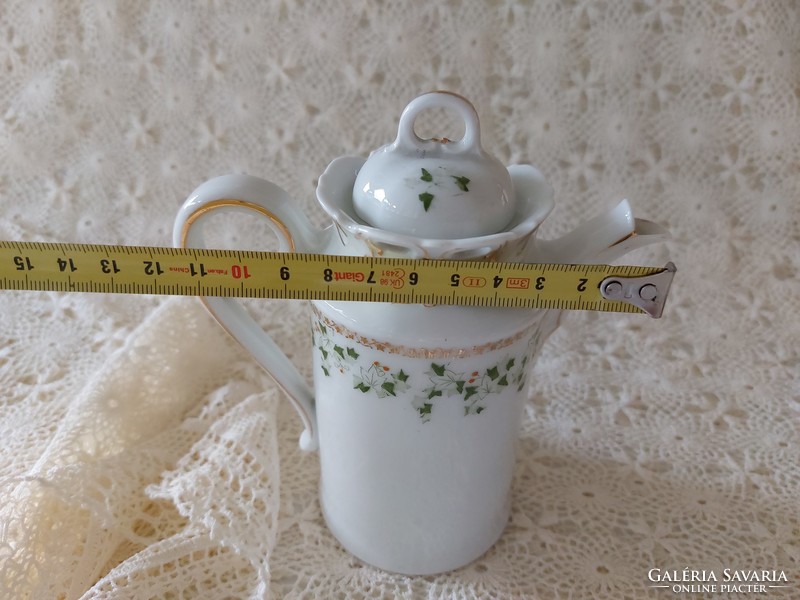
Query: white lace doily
1 1 798 598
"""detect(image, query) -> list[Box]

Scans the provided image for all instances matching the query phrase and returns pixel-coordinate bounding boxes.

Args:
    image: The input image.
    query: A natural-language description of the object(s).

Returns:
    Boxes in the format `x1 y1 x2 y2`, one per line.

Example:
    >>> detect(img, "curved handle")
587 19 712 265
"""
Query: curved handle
173 174 322 451
394 91 482 153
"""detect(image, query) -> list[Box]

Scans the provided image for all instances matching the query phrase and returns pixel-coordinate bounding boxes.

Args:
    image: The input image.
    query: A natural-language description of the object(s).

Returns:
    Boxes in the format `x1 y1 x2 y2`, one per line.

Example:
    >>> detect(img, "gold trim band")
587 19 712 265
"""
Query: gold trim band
312 305 539 359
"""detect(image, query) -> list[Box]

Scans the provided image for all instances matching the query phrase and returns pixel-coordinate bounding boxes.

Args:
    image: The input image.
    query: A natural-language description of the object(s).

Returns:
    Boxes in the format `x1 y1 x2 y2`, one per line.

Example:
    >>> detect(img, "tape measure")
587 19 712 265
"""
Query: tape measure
0 241 676 317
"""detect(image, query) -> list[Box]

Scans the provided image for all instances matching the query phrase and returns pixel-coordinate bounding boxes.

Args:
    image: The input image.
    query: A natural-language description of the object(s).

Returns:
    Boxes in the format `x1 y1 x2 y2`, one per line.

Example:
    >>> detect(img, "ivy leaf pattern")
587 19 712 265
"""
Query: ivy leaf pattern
313 317 536 422
428 389 443 400
412 398 434 423
451 175 470 191
413 168 471 212
417 353 532 417
419 191 434 211
313 321 358 374
352 362 411 398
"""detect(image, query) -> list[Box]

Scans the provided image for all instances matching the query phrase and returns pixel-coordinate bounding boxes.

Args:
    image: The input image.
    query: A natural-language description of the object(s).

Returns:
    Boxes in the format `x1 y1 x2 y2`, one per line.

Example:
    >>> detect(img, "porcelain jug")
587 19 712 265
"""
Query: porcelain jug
173 91 669 575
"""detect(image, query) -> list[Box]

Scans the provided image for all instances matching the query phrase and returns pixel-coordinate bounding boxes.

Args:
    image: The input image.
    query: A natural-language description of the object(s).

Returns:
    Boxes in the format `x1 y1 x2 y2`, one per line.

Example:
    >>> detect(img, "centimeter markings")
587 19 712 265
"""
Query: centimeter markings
0 241 656 314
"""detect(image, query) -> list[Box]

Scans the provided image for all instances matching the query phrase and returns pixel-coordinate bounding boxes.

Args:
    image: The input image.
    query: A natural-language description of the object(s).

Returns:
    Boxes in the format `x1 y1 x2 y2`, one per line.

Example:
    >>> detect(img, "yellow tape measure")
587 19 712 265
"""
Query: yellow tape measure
0 241 676 317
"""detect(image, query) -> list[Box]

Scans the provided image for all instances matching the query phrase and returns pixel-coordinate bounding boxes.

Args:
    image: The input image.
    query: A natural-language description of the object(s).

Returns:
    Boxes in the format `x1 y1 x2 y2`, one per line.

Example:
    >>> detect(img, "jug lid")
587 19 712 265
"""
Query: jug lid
352 92 516 239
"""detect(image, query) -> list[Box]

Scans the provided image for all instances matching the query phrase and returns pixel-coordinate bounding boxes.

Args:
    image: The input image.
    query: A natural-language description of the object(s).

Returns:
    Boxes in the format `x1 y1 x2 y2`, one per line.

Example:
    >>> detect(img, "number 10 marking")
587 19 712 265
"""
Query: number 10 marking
231 265 251 279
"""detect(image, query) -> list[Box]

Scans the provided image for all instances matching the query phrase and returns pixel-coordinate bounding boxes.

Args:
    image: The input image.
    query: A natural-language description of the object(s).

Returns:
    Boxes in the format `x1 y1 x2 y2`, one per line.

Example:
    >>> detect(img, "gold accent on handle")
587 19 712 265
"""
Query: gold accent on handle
178 197 316 441
180 198 296 251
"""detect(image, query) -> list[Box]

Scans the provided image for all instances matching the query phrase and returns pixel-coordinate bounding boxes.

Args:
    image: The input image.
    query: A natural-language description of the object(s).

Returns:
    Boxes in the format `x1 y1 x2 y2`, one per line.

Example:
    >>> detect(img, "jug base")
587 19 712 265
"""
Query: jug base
320 498 510 576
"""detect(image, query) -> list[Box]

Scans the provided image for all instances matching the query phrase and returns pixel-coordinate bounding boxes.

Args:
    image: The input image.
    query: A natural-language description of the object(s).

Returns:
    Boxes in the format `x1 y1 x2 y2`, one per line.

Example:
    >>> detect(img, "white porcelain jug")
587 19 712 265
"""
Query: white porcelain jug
173 91 669 575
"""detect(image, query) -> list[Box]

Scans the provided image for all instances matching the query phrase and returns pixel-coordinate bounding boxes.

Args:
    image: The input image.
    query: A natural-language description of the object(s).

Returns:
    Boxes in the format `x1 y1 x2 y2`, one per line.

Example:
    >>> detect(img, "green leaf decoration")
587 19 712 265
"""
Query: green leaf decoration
311 321 534 423
452 175 470 191
419 192 434 211
420 168 433 182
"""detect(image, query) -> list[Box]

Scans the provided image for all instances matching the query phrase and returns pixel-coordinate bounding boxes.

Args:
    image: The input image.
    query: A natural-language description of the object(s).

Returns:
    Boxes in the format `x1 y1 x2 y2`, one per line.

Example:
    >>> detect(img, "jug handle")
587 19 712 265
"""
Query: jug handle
173 174 321 451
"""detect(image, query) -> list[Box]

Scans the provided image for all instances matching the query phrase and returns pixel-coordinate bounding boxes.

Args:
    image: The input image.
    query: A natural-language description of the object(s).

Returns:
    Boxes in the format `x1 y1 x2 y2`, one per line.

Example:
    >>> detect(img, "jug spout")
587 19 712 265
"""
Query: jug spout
530 199 669 265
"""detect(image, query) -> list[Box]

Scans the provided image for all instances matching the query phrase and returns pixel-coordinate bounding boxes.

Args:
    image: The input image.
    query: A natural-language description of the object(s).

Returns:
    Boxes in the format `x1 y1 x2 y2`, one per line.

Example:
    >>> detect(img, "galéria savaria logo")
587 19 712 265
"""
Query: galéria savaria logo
647 568 792 595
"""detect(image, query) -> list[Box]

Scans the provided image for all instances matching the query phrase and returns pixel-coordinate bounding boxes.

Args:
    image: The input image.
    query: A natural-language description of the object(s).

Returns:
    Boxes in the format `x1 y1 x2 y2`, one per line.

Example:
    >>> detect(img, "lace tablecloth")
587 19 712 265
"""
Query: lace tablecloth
1 1 798 598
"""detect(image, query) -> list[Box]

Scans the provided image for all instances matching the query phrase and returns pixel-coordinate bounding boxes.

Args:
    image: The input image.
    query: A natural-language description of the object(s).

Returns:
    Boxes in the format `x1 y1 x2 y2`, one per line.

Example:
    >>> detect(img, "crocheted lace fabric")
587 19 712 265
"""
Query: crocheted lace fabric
1 1 798 598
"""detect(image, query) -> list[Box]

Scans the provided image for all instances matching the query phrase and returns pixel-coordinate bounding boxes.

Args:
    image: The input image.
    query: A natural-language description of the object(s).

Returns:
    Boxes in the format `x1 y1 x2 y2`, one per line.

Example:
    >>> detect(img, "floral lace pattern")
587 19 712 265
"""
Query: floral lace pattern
1 1 798 599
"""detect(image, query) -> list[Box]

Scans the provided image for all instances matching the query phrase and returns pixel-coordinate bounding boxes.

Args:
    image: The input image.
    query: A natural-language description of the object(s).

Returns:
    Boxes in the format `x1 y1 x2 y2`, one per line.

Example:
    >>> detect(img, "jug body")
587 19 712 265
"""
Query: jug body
311 299 551 574
173 91 668 576
173 170 556 574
